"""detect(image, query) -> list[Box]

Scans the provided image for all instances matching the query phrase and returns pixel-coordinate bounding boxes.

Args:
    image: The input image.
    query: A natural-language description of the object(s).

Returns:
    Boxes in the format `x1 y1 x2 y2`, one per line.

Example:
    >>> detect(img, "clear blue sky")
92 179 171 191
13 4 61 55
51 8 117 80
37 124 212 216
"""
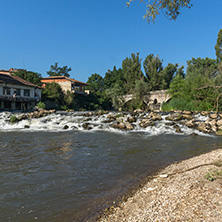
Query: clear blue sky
0 0 222 82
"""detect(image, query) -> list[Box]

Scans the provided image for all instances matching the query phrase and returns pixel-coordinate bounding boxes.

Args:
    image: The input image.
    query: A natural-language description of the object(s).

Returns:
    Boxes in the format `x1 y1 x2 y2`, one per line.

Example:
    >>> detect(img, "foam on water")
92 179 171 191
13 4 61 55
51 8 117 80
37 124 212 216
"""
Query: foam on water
0 111 213 137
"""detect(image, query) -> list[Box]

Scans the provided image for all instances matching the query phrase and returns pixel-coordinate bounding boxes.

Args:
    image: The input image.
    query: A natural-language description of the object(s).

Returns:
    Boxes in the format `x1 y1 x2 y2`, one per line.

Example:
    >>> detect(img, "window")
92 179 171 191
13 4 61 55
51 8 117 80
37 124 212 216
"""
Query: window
24 89 30 97
14 89 21 96
3 87 10 95
75 86 80 92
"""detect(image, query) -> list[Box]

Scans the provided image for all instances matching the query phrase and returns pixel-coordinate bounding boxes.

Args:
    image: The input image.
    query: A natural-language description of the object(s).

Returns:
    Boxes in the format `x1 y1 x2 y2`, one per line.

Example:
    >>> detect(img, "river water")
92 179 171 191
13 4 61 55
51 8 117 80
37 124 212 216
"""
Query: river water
0 111 222 221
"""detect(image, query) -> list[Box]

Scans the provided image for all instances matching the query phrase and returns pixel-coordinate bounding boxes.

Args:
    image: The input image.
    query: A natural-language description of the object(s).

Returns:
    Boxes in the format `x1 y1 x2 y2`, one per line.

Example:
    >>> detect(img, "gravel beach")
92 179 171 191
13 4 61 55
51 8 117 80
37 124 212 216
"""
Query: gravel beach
98 149 222 222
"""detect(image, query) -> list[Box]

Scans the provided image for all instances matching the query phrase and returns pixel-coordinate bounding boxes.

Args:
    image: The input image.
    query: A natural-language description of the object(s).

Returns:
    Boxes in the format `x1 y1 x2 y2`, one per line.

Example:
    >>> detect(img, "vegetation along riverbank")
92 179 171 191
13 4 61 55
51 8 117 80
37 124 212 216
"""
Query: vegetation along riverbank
98 149 222 222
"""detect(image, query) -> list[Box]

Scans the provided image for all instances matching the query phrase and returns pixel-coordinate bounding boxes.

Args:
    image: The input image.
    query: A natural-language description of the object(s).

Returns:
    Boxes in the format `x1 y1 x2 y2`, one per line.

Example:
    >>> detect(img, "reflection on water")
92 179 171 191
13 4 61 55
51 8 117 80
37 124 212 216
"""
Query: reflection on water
0 131 221 221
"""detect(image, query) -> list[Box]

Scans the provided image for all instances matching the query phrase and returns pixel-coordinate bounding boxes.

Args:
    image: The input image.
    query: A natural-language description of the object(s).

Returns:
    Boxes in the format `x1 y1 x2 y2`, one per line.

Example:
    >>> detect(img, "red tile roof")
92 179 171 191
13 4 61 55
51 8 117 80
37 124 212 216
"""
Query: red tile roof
41 76 88 85
0 73 40 88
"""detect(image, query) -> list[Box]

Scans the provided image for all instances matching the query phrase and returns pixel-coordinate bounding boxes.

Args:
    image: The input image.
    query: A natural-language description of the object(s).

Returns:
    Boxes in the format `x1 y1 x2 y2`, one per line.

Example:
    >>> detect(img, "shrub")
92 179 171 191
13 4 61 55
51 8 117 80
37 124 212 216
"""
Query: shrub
37 101 46 109
10 115 18 124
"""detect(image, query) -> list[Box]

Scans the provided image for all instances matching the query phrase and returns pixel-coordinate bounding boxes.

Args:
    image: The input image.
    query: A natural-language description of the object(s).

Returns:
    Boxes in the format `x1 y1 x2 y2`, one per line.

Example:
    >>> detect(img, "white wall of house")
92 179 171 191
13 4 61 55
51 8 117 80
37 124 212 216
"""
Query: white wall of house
0 83 36 98
0 83 41 111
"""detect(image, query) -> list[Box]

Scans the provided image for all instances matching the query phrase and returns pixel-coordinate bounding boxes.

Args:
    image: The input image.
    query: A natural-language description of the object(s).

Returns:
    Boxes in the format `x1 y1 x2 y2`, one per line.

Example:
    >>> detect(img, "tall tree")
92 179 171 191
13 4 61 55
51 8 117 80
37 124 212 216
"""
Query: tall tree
143 54 164 90
215 29 222 63
104 66 125 90
127 0 192 23
161 63 178 89
122 53 144 93
42 82 65 105
47 62 72 77
11 69 42 86
87 73 104 94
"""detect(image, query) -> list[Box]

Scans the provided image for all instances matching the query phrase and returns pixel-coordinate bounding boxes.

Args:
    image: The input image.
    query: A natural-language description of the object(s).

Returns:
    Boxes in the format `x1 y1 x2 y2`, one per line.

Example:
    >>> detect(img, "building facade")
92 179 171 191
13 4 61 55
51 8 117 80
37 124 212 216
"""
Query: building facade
0 71 41 111
41 76 88 94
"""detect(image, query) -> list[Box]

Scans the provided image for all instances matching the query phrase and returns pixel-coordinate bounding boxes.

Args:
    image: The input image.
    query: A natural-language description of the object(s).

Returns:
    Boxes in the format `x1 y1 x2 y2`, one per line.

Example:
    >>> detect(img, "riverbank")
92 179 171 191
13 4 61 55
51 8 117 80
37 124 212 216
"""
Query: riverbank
98 149 222 222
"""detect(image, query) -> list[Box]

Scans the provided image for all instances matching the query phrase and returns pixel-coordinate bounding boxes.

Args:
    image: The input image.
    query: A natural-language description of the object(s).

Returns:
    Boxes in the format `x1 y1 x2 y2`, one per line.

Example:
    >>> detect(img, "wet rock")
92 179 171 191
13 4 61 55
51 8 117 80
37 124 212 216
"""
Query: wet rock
107 114 116 121
140 119 155 128
125 122 134 130
195 122 210 133
110 122 125 130
182 114 192 120
210 113 218 119
217 119 222 126
148 112 162 121
208 119 217 132
174 124 182 133
165 122 176 126
190 132 198 136
84 118 92 122
127 116 137 123
134 109 143 114
166 113 183 121
116 117 125 123
63 125 69 130
201 111 210 116
182 111 192 115
184 120 195 128
82 123 92 130
102 119 113 123
24 125 30 128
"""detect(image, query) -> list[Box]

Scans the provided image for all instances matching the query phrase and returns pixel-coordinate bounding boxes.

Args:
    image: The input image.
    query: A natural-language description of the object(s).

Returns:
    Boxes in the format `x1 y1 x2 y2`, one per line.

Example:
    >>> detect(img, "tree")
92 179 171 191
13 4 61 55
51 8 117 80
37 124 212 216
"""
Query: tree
161 63 178 89
11 69 42 86
42 82 65 105
127 0 192 23
47 62 72 77
87 73 104 94
215 29 222 63
122 53 144 93
104 66 125 90
143 54 165 90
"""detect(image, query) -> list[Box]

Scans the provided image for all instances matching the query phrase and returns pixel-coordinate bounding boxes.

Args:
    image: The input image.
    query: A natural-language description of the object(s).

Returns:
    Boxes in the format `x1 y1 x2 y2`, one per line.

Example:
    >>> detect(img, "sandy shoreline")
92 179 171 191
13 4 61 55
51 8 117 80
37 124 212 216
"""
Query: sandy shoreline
98 149 222 222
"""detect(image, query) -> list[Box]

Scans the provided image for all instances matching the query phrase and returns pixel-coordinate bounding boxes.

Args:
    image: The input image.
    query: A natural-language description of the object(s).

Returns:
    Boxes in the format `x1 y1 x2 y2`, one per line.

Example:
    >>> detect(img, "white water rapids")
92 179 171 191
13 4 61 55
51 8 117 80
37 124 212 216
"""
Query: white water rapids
0 111 210 137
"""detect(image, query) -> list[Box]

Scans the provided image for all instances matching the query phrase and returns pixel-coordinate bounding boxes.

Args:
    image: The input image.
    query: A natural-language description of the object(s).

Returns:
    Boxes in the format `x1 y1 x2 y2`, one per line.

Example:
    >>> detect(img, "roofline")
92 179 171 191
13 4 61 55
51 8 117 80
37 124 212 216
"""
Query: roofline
41 76 88 85
0 73 41 88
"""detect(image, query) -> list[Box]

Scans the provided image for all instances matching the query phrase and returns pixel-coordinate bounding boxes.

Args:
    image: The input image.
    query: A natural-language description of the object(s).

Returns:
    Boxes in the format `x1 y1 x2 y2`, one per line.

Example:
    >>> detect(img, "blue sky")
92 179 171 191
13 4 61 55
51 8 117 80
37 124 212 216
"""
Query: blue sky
0 0 222 82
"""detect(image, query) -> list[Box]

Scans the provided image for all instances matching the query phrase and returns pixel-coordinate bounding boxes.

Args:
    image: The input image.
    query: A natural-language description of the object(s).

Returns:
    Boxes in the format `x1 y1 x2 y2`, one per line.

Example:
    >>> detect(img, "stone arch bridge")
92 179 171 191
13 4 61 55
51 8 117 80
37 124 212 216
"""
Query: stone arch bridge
118 90 171 111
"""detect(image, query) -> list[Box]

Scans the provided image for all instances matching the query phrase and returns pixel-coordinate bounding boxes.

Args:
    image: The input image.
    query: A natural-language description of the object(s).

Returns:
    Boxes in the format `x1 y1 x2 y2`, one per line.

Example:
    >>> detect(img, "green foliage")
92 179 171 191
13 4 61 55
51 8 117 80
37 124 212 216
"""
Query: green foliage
167 57 222 112
161 98 214 111
122 53 143 93
87 73 104 93
47 62 72 77
42 82 65 106
104 66 125 90
162 63 178 89
123 99 145 111
215 29 222 63
36 101 46 109
134 79 149 100
143 54 165 90
127 0 192 23
10 115 18 124
12 69 42 86
205 168 222 181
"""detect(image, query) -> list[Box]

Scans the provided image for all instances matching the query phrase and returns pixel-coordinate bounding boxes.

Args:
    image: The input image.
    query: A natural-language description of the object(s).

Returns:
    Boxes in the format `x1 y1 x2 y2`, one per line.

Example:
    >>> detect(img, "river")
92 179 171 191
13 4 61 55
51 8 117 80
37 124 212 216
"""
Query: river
0 111 221 221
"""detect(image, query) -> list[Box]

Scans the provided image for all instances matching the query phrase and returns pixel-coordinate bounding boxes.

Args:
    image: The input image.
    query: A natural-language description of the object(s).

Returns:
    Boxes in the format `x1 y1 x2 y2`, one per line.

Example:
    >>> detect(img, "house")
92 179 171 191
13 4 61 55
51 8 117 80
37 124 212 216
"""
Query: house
41 76 88 94
0 70 41 111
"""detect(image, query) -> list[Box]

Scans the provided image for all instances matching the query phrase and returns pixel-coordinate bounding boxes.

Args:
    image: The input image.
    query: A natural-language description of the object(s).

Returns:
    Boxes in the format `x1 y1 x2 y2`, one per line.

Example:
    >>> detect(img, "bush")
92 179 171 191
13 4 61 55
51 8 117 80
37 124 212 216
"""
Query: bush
161 98 214 111
37 101 46 109
10 115 18 124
